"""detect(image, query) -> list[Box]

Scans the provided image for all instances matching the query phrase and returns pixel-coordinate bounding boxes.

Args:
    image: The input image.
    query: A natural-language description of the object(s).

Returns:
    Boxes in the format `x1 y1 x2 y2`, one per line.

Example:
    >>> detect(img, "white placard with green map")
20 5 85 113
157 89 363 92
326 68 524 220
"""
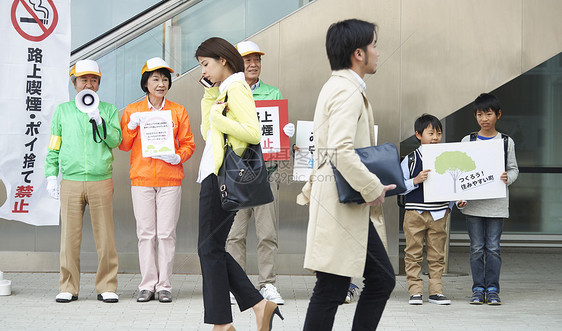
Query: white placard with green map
421 139 506 202
140 110 175 158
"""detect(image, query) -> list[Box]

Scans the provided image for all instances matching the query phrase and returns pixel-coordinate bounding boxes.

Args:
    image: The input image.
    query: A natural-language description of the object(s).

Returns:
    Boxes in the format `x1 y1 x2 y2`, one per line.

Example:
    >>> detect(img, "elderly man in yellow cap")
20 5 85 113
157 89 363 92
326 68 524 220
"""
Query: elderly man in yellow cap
45 59 122 303
226 41 294 305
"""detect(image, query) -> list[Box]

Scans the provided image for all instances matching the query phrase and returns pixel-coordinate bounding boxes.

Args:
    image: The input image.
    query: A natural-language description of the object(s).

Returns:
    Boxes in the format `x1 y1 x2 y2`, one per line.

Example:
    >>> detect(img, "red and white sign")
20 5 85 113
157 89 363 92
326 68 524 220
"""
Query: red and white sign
256 99 290 161
11 0 59 42
0 0 70 226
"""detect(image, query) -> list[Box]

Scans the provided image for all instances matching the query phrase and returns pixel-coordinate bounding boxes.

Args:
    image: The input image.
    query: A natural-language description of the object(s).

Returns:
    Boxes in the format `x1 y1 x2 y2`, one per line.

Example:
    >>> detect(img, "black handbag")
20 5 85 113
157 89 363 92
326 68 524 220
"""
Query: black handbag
331 143 406 203
217 94 274 211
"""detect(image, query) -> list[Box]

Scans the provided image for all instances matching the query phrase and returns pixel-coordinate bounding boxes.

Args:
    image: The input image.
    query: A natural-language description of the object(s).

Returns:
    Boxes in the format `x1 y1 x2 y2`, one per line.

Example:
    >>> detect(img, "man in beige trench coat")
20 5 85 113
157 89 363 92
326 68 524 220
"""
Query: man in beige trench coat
297 19 396 330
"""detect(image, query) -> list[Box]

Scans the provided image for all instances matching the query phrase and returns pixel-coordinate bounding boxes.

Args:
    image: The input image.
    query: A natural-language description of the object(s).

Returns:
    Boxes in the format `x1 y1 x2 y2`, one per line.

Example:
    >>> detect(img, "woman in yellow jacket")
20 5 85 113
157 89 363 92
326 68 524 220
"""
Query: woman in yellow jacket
195 37 282 331
119 57 195 303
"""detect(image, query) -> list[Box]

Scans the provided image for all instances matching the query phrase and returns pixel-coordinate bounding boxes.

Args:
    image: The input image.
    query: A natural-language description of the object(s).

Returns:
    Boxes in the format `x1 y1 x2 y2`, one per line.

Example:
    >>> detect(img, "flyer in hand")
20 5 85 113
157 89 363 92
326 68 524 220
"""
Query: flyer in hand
140 110 175 158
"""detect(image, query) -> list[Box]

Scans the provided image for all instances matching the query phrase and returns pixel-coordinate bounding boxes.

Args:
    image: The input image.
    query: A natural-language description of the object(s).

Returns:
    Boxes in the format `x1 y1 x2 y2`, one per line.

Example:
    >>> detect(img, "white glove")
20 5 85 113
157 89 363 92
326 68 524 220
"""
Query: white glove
46 176 59 199
128 112 149 131
152 153 181 165
88 108 102 126
283 123 295 138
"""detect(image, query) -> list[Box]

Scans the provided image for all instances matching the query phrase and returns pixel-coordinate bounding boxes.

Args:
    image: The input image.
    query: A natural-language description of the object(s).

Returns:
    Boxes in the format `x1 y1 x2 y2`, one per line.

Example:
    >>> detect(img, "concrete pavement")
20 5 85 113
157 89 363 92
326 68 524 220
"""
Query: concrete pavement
1 247 561 330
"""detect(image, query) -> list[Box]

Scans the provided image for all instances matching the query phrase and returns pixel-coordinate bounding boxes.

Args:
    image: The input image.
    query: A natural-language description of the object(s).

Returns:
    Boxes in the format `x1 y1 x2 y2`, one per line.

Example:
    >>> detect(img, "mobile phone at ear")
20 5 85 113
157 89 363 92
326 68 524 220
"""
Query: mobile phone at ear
199 77 214 88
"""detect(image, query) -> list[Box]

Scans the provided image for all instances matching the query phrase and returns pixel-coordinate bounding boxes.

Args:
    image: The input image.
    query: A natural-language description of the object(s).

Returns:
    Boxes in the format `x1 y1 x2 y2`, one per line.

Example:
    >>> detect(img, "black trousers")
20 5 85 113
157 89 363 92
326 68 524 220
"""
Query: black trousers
303 221 396 330
198 175 263 324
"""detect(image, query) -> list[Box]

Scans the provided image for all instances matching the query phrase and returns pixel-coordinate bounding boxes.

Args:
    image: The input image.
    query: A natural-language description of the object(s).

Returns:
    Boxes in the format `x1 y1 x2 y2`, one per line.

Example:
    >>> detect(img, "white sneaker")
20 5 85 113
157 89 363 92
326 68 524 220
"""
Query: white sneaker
97 291 119 303
55 292 77 303
409 294 423 305
428 294 451 305
344 283 360 304
230 292 237 305
259 284 285 305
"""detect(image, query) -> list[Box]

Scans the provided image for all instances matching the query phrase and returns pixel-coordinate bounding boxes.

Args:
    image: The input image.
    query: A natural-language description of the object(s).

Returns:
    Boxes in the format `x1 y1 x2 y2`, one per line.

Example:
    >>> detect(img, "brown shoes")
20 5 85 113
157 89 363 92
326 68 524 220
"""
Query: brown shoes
260 300 284 331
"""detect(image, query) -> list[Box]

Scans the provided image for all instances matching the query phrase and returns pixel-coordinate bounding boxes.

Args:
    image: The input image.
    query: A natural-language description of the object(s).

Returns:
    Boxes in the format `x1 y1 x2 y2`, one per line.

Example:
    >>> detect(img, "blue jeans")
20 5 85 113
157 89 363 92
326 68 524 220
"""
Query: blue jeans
465 216 504 292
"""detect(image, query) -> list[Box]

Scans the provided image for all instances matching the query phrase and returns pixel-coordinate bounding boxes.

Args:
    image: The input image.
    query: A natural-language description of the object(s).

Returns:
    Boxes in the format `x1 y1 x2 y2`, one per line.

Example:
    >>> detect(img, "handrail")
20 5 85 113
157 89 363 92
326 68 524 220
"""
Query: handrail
70 0 202 65
518 167 562 173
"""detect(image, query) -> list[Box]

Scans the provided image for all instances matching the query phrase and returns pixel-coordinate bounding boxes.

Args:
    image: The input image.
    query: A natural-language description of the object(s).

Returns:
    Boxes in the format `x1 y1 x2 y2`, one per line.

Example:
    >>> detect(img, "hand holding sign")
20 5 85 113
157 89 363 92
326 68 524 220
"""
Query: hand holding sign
128 112 150 130
152 153 181 165
283 123 295 138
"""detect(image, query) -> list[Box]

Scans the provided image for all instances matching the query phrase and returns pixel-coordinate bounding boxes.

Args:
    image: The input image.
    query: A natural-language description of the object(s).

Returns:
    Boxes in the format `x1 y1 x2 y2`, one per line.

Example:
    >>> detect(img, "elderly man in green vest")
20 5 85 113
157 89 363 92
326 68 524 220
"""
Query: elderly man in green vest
45 59 122 304
226 41 294 305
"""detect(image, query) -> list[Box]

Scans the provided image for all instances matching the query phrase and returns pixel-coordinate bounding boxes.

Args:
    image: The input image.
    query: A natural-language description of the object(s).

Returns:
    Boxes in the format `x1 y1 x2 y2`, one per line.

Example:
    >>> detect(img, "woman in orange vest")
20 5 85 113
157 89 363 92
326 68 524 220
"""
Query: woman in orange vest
119 57 195 303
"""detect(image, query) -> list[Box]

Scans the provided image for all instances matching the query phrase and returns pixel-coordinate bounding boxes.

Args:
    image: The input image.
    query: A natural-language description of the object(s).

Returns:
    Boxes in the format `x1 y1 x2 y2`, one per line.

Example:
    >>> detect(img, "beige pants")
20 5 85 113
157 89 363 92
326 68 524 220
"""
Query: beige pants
131 186 182 292
226 179 279 289
403 210 447 296
59 179 118 296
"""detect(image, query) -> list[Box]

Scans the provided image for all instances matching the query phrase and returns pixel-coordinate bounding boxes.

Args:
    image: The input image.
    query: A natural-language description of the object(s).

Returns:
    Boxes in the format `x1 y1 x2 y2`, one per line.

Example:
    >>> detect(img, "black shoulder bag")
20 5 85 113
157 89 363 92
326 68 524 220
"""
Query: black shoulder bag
217 94 274 211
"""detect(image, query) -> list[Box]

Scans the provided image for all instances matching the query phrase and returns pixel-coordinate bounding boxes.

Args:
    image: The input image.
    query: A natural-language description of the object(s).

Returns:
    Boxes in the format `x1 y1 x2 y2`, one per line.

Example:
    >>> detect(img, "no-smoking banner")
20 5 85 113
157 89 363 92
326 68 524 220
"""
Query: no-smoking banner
11 0 59 42
0 0 69 226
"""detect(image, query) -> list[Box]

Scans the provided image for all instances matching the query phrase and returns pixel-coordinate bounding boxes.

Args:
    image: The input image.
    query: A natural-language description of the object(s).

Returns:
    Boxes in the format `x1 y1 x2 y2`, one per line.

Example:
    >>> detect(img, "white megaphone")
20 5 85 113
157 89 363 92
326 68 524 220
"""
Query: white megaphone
75 89 99 114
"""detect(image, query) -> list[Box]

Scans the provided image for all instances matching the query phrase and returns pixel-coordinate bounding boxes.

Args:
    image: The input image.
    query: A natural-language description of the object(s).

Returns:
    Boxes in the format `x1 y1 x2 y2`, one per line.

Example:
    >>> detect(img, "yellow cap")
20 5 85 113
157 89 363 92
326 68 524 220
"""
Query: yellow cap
141 57 174 76
236 41 265 57
70 59 101 77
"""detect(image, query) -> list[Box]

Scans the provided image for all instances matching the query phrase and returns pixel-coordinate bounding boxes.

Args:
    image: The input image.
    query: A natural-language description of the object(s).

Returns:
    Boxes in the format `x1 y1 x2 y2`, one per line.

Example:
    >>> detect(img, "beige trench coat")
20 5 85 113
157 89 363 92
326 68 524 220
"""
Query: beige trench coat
298 70 386 278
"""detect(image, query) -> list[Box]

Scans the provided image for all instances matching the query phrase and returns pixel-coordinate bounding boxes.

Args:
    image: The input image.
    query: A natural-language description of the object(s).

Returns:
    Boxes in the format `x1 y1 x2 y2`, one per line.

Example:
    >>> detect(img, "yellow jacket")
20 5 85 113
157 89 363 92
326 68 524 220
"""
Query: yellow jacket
201 80 261 174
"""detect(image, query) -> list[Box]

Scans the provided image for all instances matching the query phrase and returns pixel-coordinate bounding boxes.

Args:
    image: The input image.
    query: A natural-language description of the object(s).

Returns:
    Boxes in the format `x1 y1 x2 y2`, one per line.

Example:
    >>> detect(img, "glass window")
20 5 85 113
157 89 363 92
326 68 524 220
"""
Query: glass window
72 0 314 109
245 0 301 35
174 0 304 74
71 0 163 50
175 0 246 74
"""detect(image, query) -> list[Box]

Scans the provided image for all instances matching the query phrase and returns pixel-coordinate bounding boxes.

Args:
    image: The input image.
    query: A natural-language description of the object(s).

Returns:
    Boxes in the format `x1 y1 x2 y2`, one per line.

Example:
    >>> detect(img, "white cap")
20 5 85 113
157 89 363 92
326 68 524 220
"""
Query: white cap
236 41 265 57
141 57 174 75
70 59 101 77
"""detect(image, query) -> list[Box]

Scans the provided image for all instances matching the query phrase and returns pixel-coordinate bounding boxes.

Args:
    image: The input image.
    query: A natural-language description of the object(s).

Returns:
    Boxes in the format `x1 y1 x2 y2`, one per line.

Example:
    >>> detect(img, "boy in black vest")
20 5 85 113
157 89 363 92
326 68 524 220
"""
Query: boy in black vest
400 114 465 305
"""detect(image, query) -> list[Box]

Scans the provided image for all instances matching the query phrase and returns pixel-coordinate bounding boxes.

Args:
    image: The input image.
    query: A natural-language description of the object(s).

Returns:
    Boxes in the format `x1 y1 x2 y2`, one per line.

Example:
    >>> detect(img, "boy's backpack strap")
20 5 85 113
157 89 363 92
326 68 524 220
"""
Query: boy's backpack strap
407 151 416 177
501 133 509 170
470 132 509 170
501 133 509 151
397 151 416 208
